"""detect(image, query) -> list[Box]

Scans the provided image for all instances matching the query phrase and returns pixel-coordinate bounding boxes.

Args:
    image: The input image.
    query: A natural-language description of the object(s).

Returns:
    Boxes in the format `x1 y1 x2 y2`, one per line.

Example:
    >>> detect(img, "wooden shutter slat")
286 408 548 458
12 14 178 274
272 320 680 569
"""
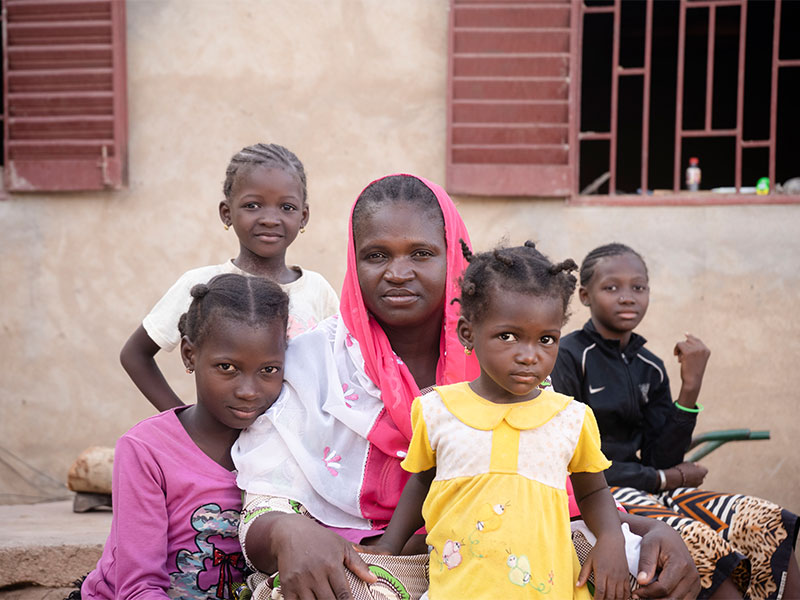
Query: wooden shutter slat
9 139 116 158
447 0 574 196
8 92 113 117
6 0 111 21
453 124 568 145
453 78 567 100
7 22 112 45
453 101 568 124
10 115 113 140
8 45 112 70
3 0 127 191
9 68 112 92
452 146 568 164
455 6 570 28
454 55 568 77
455 0 570 4
454 29 570 54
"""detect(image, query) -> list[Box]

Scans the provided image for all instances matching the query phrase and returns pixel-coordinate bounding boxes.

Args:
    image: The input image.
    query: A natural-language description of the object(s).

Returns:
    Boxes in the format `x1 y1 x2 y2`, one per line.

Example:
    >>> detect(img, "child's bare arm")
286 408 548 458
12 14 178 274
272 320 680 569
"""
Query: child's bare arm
375 468 435 554
571 471 630 600
120 325 184 411
673 333 710 408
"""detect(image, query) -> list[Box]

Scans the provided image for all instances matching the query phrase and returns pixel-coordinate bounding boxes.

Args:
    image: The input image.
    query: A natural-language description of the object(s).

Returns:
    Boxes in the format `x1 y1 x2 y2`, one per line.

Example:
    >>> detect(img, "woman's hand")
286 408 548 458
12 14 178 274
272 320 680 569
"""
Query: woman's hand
621 514 701 599
576 535 630 599
674 334 710 394
246 512 376 600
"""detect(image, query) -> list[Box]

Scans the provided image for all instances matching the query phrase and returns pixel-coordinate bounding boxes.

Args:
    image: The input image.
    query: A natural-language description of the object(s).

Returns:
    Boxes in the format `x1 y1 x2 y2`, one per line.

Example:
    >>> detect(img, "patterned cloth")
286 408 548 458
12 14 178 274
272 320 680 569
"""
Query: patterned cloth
612 486 799 599
239 494 428 600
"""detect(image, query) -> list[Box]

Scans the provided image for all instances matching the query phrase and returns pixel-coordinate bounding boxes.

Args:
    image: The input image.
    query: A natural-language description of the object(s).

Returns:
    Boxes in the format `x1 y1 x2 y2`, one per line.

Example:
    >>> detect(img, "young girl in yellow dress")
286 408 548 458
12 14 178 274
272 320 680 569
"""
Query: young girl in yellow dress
375 241 631 599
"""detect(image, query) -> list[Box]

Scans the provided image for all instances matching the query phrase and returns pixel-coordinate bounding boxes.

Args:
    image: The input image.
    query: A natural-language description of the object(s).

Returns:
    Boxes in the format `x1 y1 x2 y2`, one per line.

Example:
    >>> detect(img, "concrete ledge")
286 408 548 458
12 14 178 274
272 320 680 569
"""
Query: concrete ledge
0 500 111 588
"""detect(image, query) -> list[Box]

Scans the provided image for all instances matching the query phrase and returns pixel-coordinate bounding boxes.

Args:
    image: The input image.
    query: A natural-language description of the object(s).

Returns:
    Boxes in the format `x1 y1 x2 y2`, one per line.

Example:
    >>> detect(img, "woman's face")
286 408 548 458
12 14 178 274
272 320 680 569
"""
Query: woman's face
355 201 447 331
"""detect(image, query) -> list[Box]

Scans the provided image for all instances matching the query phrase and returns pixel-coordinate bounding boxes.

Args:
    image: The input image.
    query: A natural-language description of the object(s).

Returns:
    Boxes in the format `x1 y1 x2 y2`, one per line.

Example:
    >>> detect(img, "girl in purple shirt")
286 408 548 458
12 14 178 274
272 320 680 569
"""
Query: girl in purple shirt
82 273 288 600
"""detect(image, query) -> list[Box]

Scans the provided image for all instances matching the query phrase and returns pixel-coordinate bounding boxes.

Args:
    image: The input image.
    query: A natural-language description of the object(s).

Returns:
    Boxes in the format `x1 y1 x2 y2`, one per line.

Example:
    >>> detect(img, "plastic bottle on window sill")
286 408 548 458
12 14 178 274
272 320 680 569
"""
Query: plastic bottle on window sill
756 177 770 195
686 157 701 192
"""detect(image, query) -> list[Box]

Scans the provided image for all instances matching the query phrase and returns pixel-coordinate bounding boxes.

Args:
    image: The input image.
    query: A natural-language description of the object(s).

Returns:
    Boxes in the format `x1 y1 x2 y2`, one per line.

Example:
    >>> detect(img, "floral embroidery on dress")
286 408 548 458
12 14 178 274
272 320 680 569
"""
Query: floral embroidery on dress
323 447 342 476
342 383 359 408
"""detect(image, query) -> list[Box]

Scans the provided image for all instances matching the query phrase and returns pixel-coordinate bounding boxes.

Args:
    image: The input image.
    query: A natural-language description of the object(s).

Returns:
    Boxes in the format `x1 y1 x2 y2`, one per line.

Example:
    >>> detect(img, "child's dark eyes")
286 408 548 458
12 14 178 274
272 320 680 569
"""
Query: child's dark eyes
243 202 260 210
412 249 434 258
498 332 517 342
603 285 618 292
281 203 298 212
218 363 235 372
633 285 648 292
540 336 557 346
262 366 281 374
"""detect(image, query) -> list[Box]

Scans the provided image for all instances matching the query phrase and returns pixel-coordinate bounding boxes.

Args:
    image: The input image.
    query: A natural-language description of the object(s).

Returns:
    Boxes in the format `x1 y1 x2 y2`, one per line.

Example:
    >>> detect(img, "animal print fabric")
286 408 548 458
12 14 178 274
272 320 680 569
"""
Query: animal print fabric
612 486 798 599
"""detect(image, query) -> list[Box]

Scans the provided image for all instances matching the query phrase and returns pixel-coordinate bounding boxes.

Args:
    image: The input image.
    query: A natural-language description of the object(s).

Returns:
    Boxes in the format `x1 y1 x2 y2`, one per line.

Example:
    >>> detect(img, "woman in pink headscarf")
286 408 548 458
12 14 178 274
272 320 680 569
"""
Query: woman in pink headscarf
233 174 700 600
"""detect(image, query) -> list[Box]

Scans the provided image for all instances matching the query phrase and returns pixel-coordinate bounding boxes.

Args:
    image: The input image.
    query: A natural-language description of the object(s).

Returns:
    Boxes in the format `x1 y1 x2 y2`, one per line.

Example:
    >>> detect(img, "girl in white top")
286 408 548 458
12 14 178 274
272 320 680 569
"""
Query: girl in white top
121 143 338 412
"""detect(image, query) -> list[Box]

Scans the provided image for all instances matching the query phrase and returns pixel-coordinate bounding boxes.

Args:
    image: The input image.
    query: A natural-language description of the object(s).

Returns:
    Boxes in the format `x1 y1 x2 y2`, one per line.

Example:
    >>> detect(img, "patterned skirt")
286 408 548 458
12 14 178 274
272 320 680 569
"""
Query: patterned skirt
611 486 799 599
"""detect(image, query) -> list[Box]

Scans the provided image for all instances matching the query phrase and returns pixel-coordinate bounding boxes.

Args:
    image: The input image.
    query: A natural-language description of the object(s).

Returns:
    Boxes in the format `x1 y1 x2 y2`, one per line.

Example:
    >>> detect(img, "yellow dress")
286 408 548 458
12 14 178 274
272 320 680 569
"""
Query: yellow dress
401 382 611 599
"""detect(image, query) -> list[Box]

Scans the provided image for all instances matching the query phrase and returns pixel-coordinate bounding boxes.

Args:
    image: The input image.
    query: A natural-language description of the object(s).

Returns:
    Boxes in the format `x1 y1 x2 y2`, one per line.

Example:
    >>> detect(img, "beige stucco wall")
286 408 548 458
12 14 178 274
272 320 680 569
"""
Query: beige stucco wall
1 0 798 514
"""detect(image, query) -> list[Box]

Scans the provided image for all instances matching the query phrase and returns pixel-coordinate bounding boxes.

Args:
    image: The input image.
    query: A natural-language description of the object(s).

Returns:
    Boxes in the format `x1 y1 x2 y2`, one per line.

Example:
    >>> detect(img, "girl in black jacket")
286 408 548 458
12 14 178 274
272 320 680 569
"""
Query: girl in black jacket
552 243 798 600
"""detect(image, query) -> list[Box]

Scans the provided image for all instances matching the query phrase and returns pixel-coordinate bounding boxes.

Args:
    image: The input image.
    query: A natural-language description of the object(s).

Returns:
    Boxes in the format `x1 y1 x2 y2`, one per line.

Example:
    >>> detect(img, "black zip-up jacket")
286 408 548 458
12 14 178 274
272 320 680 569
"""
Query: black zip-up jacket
551 320 697 492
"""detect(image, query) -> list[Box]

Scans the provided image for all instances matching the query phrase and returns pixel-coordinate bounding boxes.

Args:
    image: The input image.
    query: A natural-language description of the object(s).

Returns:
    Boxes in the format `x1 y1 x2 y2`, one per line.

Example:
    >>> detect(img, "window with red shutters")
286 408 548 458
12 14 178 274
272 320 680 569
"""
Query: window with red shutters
1 0 128 192
446 0 575 197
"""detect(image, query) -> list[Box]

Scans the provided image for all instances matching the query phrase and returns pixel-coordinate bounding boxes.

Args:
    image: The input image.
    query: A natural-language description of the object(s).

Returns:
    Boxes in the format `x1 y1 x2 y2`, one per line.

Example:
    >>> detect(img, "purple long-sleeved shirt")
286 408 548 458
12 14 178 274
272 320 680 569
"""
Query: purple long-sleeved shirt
82 407 246 600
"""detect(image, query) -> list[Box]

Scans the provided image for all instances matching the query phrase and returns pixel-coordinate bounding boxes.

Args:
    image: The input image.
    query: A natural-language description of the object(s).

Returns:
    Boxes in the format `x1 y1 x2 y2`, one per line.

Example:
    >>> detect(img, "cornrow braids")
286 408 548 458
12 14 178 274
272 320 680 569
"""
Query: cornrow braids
458 241 578 325
351 175 444 243
179 273 289 348
579 243 647 286
223 143 307 203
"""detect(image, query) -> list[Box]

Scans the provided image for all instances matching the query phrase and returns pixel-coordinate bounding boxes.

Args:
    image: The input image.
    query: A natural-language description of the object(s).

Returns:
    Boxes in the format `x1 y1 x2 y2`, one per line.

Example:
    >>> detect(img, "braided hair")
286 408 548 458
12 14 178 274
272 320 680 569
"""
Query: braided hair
178 273 289 347
351 175 444 242
458 240 578 325
579 243 647 287
223 143 307 203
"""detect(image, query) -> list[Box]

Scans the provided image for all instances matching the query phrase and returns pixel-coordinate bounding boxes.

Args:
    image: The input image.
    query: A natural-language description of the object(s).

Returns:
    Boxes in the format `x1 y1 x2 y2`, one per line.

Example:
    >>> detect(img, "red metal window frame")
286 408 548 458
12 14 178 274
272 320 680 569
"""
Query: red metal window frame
571 0 800 206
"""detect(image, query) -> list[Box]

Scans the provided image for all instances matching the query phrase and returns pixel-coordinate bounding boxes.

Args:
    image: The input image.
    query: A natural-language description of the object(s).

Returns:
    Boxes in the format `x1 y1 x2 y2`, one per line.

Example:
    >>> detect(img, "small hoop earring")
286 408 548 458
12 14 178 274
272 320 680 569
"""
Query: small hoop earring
223 224 229 231
464 347 472 356
300 226 306 234
186 368 193 374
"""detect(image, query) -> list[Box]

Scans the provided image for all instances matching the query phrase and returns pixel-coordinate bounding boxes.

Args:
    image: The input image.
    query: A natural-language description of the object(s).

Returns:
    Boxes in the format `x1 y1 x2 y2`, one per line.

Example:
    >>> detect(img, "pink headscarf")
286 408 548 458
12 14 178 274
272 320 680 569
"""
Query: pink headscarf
340 174 480 453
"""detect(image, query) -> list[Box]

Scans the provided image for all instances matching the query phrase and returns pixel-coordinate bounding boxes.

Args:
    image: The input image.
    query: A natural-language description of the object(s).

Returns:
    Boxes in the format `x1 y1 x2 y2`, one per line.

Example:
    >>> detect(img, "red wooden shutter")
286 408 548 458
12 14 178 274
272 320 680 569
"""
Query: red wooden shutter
446 0 573 197
2 0 127 191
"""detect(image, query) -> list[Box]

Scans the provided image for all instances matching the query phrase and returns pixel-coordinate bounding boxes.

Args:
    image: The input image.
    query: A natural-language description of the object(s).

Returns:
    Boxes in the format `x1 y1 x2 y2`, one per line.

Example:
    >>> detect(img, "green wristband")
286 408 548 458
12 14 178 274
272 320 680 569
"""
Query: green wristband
674 401 704 413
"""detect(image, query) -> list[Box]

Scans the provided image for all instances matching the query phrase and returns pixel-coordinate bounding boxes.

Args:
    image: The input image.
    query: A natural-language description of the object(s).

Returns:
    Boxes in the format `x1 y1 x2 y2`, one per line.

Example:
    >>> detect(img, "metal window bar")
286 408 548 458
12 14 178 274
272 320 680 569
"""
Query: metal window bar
575 0 794 199
672 0 753 193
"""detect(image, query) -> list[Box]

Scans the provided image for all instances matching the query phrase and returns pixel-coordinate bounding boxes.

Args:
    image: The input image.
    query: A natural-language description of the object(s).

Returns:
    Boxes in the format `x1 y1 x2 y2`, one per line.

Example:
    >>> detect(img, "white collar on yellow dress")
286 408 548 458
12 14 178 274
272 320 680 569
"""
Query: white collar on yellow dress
436 382 571 431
